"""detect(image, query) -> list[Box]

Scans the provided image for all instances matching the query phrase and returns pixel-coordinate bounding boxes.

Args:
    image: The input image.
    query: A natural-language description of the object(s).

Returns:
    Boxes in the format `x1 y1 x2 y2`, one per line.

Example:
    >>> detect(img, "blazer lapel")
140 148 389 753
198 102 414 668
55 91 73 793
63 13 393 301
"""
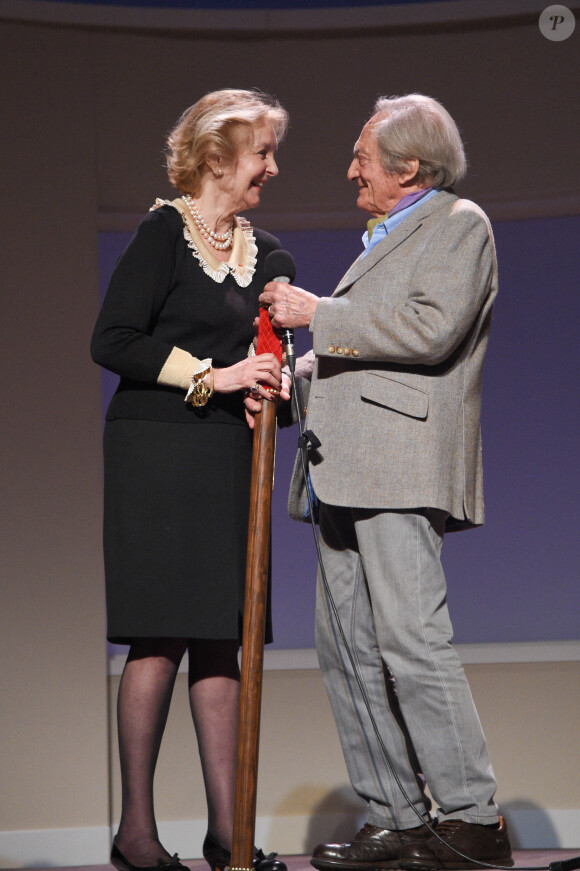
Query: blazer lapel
333 190 457 297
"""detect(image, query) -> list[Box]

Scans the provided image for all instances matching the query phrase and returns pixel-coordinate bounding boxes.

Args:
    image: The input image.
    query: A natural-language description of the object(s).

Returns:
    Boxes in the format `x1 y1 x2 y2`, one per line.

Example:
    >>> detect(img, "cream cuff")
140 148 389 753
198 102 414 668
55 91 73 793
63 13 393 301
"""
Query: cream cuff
157 347 202 390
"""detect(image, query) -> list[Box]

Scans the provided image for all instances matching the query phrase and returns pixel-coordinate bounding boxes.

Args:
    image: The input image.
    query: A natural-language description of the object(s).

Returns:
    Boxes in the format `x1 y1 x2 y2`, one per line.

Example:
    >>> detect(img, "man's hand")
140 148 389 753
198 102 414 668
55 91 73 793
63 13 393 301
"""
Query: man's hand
259 282 319 330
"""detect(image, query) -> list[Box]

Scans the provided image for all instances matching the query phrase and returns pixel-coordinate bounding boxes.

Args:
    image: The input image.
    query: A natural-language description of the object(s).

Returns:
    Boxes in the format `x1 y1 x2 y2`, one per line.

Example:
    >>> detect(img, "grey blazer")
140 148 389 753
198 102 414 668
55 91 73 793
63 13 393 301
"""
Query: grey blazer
288 190 498 532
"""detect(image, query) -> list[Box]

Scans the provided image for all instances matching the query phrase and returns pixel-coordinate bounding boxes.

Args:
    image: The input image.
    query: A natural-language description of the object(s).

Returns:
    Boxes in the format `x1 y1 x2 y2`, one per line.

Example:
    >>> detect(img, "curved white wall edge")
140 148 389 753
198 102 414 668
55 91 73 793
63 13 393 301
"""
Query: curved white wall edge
0 825 110 868
109 640 580 676
454 640 580 664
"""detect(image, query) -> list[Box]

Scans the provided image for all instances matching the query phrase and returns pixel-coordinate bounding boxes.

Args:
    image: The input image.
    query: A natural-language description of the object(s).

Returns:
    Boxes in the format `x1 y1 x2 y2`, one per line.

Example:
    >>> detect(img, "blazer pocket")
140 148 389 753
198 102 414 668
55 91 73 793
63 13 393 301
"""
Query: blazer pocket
361 372 429 419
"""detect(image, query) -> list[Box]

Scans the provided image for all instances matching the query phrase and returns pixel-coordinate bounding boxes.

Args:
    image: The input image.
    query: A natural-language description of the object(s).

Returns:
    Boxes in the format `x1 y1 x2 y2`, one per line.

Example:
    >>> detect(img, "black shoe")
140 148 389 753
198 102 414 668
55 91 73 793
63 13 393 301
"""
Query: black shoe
399 817 514 870
310 823 433 871
202 832 288 871
111 839 190 871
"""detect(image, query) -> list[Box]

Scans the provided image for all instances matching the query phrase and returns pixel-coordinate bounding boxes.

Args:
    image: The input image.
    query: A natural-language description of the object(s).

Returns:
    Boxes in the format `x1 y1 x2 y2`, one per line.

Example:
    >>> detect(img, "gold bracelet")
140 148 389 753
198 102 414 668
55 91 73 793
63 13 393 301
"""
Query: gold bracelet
185 358 214 407
206 366 214 396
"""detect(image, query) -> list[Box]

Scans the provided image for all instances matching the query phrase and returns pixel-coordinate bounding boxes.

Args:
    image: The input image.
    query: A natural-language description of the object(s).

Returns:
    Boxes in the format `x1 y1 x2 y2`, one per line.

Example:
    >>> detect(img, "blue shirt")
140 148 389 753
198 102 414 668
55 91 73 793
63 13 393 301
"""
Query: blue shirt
361 188 440 258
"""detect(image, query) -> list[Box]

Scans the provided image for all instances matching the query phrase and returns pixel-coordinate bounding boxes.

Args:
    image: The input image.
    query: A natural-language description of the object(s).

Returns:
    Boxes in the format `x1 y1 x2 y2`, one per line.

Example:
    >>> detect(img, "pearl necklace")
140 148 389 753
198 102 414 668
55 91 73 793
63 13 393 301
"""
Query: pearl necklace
183 195 234 250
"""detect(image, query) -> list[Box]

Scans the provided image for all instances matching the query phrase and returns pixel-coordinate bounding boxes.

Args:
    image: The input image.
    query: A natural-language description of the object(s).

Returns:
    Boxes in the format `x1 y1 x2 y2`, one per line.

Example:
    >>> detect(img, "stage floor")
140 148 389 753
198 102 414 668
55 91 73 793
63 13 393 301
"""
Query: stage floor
186 854 580 871
188 853 578 871
8 850 580 871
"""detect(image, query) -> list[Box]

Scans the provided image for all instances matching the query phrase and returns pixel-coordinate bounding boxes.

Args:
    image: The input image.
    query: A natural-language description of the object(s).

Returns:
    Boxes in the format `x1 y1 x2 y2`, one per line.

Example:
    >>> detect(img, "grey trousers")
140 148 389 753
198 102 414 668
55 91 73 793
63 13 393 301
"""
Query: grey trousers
315 503 499 831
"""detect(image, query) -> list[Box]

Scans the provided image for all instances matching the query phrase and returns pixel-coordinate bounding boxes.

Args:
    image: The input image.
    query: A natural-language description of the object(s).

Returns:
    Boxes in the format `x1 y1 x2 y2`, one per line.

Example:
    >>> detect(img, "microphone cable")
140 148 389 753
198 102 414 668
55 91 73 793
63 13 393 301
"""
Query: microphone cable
286 358 579 871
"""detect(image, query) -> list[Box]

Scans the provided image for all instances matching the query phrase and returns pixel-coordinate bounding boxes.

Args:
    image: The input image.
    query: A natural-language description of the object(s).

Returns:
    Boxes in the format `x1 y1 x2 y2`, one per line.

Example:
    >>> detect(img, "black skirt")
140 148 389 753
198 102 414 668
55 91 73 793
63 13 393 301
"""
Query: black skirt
103 418 272 644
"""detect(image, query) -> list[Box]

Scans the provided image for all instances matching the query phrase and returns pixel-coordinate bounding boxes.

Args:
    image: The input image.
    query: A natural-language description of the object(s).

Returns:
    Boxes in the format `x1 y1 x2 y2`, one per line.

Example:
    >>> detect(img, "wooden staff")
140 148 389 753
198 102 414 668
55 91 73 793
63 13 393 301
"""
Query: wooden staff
231 394 278 871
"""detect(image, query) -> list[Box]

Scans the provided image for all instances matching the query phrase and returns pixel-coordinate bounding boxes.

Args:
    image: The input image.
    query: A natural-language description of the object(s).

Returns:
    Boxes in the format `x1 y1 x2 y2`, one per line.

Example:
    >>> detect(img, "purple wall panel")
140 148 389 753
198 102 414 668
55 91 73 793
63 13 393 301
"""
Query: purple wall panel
98 214 580 648
442 216 580 643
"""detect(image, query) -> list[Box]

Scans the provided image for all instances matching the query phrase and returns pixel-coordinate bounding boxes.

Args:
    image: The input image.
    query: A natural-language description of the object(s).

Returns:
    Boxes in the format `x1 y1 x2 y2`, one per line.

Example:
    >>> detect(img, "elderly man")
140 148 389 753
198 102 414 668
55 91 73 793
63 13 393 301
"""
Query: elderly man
257 94 513 870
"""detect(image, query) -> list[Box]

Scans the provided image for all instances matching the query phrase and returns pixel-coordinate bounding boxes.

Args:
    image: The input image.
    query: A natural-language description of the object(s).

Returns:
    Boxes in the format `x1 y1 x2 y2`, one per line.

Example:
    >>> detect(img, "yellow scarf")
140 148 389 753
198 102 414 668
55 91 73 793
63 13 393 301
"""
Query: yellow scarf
366 213 389 240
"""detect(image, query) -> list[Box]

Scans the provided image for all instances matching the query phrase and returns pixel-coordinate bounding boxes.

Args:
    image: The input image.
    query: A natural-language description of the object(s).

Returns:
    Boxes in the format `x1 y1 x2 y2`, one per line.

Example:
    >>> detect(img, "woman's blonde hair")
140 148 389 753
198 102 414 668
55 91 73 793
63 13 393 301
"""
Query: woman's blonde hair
166 88 288 195
373 94 467 188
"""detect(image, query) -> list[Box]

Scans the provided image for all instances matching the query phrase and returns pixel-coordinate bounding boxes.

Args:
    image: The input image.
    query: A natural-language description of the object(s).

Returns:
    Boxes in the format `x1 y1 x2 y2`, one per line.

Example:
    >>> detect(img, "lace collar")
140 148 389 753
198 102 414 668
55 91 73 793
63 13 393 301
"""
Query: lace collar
151 198 258 287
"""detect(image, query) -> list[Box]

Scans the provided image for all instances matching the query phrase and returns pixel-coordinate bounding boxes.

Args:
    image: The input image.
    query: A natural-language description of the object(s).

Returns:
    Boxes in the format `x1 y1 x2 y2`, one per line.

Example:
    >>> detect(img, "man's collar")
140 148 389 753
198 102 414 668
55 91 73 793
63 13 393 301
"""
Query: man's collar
366 187 434 240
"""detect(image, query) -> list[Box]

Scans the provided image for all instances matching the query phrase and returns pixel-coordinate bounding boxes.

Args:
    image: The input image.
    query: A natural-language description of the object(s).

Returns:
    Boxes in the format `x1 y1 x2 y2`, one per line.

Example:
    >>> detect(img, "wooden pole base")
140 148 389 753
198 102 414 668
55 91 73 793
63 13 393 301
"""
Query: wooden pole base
231 398 277 870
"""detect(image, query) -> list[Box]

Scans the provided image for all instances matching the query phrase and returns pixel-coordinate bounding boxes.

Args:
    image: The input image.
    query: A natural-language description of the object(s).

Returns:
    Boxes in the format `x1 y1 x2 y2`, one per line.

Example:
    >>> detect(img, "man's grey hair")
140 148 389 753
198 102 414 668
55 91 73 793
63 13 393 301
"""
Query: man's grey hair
372 94 467 188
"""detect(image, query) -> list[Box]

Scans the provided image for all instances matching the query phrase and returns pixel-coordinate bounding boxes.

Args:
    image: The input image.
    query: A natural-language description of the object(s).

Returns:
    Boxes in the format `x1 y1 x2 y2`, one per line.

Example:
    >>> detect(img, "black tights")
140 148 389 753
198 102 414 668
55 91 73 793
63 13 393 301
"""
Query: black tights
114 637 240 865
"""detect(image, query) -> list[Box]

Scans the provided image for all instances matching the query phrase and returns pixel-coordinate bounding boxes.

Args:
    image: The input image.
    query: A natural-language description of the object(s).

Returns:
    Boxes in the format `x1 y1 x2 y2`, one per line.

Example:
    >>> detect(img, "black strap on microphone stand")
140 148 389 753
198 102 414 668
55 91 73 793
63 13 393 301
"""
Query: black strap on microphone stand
286 360 579 871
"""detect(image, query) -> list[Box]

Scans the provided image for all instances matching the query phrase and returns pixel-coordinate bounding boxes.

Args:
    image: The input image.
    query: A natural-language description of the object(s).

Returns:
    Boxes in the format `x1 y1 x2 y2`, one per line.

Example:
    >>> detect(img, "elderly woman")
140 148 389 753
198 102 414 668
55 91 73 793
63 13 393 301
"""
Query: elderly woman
91 89 289 871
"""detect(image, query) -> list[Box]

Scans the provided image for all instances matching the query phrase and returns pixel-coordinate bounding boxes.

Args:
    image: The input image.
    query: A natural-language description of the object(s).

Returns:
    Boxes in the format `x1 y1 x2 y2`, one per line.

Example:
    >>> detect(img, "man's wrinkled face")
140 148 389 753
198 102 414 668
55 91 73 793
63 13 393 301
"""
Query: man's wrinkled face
347 117 405 217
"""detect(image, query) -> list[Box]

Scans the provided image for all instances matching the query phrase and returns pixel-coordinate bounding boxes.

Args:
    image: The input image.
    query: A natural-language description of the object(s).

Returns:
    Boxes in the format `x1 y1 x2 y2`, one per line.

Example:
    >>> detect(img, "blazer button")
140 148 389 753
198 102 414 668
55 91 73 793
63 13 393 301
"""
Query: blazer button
336 346 343 354
352 349 360 357
328 345 335 353
344 348 351 356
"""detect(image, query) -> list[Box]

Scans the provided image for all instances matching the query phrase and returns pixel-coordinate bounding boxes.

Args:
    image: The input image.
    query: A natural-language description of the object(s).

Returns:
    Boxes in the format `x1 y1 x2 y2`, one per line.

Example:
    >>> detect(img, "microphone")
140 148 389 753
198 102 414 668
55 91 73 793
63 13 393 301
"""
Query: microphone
264 249 297 372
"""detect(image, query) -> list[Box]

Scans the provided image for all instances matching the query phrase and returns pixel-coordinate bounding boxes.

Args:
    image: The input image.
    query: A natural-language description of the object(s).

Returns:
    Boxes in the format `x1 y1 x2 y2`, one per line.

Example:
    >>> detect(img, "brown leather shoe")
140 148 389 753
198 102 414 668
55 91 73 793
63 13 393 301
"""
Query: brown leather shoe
399 817 514 870
310 822 433 871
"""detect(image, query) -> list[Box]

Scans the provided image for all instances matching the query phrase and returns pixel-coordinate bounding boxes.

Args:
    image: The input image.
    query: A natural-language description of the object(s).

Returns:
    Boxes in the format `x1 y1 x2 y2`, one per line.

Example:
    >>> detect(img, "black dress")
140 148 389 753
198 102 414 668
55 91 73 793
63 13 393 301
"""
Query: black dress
91 204 280 644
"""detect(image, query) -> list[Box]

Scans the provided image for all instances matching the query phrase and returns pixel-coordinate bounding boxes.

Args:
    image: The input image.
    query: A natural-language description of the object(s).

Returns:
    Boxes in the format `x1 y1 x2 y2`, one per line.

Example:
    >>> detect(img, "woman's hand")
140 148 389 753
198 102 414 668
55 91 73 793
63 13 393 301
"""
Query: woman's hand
243 369 291 429
213 352 283 396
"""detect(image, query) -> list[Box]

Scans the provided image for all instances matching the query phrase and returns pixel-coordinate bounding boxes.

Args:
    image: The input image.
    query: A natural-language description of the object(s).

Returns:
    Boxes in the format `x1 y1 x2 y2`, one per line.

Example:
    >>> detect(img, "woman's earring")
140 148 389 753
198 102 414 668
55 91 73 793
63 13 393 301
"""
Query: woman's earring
217 169 223 177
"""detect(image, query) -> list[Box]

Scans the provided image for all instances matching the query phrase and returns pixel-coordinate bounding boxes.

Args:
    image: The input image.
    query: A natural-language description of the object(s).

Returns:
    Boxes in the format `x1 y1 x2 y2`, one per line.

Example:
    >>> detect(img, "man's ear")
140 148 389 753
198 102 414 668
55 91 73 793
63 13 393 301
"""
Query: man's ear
399 158 420 186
